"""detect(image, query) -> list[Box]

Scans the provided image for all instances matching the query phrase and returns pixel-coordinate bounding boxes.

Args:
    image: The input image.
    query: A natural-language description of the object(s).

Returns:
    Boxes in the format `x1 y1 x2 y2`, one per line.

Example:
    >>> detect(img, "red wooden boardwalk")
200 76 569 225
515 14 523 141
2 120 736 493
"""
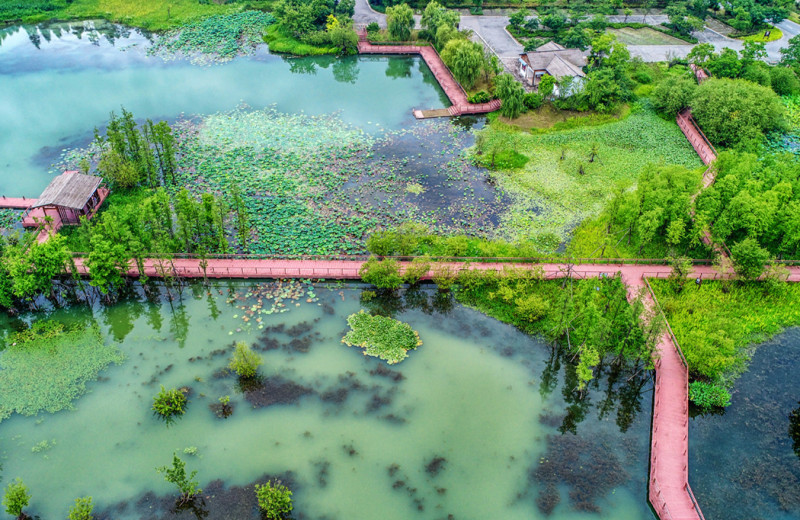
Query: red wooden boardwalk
0 196 37 209
357 37 501 117
677 109 717 166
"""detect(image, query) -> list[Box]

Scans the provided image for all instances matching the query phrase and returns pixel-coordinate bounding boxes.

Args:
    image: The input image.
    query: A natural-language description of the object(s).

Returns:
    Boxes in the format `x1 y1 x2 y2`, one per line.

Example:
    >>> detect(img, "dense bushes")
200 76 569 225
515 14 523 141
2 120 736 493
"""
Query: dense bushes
651 74 697 115
691 78 786 148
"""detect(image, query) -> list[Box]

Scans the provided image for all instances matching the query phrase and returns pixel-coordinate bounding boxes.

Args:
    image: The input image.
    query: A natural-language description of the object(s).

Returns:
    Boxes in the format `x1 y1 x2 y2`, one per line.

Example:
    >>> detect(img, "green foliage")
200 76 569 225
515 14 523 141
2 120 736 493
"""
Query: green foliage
359 257 404 289
495 73 525 119
402 256 431 285
651 279 800 401
148 11 275 65
770 67 800 96
263 25 339 55
342 310 422 364
157 454 201 504
152 386 188 423
0 321 123 422
468 90 491 104
689 381 732 409
523 92 544 110
695 151 800 258
420 1 459 48
0 233 71 305
2 479 29 518
538 74 556 99
67 496 94 520
255 480 293 519
228 341 262 379
455 271 656 389
440 38 486 90
652 74 698 115
386 3 414 41
691 78 786 148
730 236 770 280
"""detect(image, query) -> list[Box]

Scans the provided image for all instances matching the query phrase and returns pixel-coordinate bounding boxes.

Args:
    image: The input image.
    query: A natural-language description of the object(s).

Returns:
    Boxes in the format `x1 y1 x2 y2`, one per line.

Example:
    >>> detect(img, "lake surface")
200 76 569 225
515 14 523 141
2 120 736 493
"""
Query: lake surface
0 21 449 197
0 282 655 520
690 327 800 520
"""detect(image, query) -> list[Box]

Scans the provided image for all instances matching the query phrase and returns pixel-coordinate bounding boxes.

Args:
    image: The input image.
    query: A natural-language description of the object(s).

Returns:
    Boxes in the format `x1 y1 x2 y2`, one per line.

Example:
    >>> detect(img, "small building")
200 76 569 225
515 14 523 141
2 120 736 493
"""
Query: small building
23 171 108 230
518 42 587 92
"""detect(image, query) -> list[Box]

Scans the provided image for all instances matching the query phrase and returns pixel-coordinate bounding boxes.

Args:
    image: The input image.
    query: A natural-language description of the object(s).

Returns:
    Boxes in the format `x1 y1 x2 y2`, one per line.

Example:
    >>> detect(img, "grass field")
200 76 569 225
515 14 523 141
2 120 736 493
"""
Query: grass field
607 27 689 45
0 0 277 31
477 103 703 251
734 25 783 43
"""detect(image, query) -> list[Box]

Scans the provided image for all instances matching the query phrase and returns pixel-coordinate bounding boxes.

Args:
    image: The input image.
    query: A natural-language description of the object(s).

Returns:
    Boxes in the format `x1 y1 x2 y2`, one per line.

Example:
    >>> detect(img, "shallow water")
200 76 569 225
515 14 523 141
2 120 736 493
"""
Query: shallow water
0 283 654 520
0 21 449 196
690 327 800 520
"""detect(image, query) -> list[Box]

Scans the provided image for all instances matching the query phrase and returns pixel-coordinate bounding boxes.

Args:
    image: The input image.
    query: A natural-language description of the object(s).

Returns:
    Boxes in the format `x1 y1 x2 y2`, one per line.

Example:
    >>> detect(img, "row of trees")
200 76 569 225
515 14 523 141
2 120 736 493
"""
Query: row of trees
96 109 177 189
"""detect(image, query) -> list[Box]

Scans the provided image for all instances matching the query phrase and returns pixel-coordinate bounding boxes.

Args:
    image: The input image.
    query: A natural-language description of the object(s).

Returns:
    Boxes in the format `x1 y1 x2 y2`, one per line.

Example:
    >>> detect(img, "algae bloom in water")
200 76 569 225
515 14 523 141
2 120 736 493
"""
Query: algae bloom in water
341 311 422 364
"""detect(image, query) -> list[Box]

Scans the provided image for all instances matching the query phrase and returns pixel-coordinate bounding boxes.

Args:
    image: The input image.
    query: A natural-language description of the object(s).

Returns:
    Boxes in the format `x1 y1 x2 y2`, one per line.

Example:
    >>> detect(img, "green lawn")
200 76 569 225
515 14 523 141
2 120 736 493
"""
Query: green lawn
0 0 277 31
607 27 688 46
477 104 703 251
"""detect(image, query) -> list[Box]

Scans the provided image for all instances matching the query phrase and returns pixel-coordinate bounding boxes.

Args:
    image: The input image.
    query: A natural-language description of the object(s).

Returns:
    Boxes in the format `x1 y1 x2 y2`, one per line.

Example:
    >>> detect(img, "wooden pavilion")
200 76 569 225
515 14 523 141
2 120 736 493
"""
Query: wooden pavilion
23 171 108 231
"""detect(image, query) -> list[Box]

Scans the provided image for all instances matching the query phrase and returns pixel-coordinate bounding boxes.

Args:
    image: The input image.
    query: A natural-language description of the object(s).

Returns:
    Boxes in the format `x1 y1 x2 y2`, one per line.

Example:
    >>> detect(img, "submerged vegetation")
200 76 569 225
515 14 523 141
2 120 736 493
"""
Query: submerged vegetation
0 320 123 421
342 310 422 364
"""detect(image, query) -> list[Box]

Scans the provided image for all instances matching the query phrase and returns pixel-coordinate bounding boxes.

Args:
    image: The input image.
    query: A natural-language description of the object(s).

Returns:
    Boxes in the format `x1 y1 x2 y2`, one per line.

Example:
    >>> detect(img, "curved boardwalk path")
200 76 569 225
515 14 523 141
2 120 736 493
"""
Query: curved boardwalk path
357 35 500 117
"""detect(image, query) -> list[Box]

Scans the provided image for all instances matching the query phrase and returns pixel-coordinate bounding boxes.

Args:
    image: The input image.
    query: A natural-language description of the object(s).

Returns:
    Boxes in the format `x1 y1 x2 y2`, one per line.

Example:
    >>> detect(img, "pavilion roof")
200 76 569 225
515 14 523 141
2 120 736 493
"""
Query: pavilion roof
32 171 103 210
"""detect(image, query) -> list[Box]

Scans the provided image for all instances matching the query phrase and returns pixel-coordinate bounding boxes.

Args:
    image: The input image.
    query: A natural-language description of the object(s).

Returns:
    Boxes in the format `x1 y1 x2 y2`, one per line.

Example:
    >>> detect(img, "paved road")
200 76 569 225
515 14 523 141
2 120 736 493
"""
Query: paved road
353 0 800 63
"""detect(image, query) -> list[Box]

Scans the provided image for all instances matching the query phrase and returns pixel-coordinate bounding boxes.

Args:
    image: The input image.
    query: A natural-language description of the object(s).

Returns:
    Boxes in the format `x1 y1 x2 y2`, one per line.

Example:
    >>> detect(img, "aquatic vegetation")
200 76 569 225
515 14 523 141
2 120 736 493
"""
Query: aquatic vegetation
1 478 30 519
0 321 123 421
255 480 293 520
157 454 201 505
228 341 262 379
67 496 93 520
0 209 19 231
152 386 188 424
342 311 422 364
148 11 275 65
476 104 702 250
689 381 731 410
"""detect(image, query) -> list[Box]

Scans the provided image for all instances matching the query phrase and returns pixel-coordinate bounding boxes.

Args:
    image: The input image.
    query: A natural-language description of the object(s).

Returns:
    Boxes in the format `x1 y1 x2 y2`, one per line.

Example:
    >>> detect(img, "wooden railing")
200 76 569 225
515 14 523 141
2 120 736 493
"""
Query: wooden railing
642 276 689 367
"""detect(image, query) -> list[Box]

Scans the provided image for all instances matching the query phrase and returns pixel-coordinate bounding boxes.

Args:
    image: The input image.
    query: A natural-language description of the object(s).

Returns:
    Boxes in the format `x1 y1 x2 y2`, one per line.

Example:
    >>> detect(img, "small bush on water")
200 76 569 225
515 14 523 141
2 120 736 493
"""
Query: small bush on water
2 479 30 519
152 386 188 424
255 480 293 519
689 381 731 409
228 342 262 379
67 496 93 520
342 311 422 364
157 454 201 505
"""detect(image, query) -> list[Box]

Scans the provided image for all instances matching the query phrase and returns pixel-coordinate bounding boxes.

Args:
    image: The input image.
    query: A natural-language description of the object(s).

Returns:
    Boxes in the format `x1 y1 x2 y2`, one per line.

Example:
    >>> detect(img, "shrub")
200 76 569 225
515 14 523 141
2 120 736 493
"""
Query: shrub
255 480 293 519
2 479 30 519
152 386 188 423
342 311 422 364
228 341 262 379
730 237 770 280
157 454 201 504
515 293 550 322
632 70 653 84
468 90 491 104
690 78 785 147
689 381 731 409
431 263 458 291
402 257 431 285
770 66 800 96
366 22 380 33
523 92 543 110
651 75 697 115
67 497 94 520
359 257 403 289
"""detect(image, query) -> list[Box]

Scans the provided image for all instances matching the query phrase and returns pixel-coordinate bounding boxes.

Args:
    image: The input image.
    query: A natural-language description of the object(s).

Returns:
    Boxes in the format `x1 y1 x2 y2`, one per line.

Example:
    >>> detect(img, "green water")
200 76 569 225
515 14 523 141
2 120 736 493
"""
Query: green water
0 283 653 519
0 21 448 197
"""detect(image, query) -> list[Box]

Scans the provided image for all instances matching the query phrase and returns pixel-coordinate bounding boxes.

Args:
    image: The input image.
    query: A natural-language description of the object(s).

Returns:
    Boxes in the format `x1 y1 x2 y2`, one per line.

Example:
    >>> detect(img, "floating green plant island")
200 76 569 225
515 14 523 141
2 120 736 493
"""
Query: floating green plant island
342 311 422 364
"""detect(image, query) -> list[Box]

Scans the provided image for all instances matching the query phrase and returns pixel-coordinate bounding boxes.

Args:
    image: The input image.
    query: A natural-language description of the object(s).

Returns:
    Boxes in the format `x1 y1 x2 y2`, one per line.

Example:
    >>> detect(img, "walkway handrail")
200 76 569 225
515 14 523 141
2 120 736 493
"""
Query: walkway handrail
642 276 689 368
686 483 706 520
685 111 717 158
650 479 674 520
428 43 469 100
67 252 725 265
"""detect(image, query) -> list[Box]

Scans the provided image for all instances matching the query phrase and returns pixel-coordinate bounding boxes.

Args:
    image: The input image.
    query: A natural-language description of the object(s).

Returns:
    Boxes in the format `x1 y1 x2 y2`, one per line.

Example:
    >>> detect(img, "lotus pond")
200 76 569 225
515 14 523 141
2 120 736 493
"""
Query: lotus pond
0 281 655 520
